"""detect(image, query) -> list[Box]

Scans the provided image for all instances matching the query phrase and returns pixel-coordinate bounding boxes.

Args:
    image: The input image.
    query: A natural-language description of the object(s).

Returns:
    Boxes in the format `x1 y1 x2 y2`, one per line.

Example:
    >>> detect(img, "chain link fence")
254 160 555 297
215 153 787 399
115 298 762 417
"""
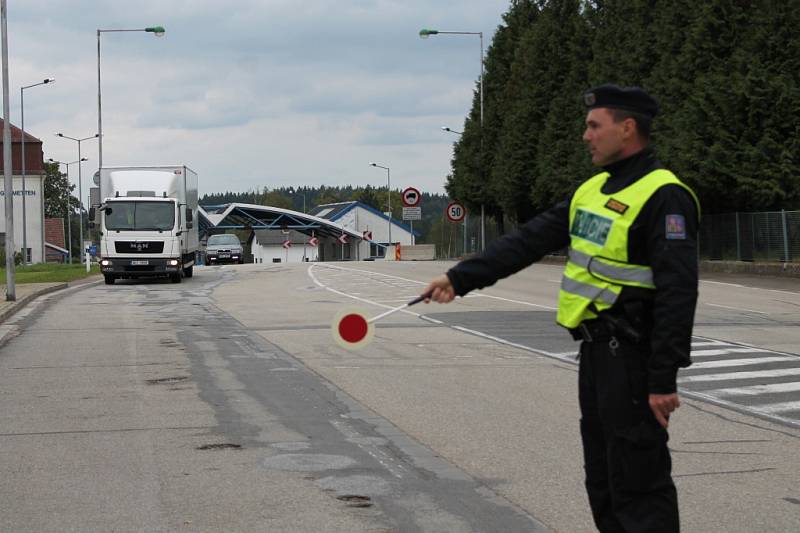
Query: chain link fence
700 210 800 262
435 209 800 263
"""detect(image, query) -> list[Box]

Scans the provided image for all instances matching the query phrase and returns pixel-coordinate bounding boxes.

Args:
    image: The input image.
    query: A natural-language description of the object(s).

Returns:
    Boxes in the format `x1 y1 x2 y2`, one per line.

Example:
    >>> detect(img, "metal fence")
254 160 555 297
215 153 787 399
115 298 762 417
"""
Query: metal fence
700 210 800 262
435 209 800 263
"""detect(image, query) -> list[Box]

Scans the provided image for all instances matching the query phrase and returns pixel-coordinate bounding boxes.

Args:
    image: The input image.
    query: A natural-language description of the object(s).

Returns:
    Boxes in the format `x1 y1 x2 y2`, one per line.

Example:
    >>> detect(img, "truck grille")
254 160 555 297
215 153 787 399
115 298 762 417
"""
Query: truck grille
115 241 164 254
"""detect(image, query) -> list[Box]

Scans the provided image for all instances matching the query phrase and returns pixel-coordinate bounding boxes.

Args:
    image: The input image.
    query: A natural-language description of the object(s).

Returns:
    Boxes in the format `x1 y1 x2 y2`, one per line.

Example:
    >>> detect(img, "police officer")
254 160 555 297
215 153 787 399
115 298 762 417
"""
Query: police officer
423 84 699 533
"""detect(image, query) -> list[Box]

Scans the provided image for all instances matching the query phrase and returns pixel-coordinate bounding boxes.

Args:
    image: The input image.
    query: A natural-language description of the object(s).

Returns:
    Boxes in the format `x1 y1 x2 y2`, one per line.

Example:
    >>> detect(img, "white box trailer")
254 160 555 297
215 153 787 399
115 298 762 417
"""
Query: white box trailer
93 166 198 284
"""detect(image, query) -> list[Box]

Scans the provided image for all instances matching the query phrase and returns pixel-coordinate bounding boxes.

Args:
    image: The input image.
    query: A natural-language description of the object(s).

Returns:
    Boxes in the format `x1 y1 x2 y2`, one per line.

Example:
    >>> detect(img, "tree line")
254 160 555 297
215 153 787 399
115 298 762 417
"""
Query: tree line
447 0 800 228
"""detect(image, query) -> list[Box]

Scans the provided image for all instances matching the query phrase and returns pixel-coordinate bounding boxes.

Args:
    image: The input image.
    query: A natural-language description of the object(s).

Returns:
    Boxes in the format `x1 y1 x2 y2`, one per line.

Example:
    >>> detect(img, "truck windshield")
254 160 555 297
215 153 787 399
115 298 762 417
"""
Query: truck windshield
105 201 175 231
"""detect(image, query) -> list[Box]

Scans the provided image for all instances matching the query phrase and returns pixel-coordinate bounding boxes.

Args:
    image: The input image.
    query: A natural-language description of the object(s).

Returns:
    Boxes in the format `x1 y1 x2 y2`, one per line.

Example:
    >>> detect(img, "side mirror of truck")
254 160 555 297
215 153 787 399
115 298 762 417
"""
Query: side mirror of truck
89 207 95 220
185 208 193 222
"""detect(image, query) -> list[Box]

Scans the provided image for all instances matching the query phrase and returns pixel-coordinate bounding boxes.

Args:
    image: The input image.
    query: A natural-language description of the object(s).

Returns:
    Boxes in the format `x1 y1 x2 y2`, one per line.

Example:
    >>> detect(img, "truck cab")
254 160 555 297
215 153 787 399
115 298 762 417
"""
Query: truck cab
96 166 199 285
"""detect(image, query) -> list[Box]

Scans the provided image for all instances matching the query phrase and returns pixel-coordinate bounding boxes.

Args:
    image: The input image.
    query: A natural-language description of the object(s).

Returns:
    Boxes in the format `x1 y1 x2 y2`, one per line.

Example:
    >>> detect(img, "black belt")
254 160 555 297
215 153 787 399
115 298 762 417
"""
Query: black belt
570 319 615 342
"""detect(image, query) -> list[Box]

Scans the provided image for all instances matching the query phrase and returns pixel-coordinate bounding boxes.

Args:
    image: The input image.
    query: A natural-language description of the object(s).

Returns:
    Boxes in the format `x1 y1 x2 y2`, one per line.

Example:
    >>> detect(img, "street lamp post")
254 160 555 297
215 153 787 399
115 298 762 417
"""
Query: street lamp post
56 133 98 264
97 25 165 169
441 126 463 135
420 27 485 251
369 163 391 248
49 157 87 264
2 0 15 300
20 78 55 264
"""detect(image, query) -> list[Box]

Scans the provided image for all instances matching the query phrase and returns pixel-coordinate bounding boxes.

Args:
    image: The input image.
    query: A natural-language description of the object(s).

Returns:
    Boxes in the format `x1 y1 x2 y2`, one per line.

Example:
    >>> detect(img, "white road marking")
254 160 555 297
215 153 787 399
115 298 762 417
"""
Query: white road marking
700 279 800 297
714 382 800 397
679 368 800 383
691 341 730 347
310 263 557 310
690 348 765 357
754 401 800 414
309 264 800 427
705 303 769 315
690 356 795 370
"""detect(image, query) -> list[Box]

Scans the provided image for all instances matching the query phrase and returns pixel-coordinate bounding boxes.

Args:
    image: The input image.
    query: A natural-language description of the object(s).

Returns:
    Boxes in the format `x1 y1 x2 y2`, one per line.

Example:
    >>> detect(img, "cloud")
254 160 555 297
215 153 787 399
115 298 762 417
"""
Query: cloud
8 0 509 194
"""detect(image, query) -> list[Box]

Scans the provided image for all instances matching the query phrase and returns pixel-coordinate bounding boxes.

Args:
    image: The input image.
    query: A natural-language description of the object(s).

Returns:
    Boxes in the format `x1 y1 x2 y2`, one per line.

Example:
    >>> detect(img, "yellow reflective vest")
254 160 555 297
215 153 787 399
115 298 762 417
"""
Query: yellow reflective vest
556 169 700 329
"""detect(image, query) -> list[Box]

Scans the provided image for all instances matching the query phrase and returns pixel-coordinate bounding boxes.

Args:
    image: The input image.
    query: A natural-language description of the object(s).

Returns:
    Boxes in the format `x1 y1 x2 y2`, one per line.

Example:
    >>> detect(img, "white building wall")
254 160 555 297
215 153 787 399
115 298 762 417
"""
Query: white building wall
333 206 413 260
0 175 45 263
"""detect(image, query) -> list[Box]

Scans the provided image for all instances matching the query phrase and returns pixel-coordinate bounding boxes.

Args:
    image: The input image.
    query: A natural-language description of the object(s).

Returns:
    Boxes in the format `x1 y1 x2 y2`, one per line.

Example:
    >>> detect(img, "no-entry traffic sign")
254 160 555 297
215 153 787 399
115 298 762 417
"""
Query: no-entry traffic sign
401 187 421 207
446 202 466 222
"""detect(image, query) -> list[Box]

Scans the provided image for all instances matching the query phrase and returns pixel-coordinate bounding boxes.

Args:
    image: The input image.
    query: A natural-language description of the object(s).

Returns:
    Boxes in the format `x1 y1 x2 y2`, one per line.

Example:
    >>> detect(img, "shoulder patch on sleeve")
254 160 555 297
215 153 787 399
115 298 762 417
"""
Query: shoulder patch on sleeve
665 214 687 240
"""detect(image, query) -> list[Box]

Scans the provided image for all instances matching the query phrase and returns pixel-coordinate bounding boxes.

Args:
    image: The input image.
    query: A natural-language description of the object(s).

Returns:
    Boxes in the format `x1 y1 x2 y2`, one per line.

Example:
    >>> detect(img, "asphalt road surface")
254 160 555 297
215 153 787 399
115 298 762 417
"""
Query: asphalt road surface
0 261 798 532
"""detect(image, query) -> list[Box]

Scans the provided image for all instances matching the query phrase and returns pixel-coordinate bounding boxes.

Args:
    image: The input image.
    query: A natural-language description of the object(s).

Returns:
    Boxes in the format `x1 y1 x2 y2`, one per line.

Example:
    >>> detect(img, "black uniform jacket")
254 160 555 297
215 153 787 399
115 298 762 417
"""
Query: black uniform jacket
446 147 699 394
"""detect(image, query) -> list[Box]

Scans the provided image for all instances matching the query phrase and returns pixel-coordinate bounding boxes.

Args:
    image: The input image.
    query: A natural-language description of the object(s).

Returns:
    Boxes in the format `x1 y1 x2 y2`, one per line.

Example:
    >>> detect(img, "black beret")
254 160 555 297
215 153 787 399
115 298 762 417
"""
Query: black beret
583 84 658 118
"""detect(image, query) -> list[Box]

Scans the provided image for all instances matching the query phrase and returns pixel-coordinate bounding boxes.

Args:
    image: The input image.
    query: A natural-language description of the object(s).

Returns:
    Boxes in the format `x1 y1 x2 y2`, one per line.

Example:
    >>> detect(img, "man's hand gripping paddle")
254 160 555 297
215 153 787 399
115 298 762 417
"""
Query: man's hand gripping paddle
332 293 430 349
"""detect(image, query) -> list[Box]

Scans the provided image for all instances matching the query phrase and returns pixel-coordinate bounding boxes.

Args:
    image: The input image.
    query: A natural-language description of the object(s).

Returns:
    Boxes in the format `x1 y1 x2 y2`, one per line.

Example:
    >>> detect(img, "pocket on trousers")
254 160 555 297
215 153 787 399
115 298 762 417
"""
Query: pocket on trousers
613 421 669 492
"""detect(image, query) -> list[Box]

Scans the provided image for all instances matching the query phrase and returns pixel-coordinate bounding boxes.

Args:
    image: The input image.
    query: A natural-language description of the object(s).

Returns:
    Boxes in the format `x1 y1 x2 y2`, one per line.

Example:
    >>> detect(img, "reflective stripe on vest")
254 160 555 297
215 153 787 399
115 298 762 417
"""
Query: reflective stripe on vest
568 248 655 288
560 276 618 306
556 168 700 329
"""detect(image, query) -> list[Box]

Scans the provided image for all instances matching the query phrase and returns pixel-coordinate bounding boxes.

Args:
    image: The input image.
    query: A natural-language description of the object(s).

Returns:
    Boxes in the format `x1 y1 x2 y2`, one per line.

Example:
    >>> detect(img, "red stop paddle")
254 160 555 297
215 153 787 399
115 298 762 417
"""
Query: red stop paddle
332 293 429 349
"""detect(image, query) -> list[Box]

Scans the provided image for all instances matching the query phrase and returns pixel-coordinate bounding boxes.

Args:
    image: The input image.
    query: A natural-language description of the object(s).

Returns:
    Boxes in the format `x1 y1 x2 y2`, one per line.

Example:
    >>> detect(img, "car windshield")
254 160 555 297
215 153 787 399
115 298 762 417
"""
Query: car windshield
105 201 175 231
207 234 240 246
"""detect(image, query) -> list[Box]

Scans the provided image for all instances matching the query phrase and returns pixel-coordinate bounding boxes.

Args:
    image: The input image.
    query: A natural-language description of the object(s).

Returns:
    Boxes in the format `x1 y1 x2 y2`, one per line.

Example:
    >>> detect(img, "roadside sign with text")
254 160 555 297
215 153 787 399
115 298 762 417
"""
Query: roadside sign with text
402 207 421 220
401 187 421 207
446 202 466 222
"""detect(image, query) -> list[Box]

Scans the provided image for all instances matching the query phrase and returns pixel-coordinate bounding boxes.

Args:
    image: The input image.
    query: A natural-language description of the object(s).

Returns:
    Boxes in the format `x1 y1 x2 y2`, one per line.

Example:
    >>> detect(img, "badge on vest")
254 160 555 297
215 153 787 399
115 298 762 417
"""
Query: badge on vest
665 214 686 240
571 209 612 246
604 198 629 214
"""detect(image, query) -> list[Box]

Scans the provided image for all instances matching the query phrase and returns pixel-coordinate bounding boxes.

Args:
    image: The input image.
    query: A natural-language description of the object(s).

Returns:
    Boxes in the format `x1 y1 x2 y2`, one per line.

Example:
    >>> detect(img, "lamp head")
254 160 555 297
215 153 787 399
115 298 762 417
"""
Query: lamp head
369 163 377 167
43 78 55 84
56 133 64 137
145 26 166 37
81 157 89 162
419 28 438 39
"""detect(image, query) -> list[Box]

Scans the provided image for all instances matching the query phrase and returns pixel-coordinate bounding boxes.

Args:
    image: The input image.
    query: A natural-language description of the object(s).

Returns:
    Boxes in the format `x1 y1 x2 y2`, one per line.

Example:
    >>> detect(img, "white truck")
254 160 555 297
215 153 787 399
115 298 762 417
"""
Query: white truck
92 166 199 285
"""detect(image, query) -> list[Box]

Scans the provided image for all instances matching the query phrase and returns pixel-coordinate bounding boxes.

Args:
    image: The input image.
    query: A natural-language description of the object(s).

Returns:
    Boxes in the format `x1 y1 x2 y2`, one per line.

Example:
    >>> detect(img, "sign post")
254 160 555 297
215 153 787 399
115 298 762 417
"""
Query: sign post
446 201 467 256
402 187 422 245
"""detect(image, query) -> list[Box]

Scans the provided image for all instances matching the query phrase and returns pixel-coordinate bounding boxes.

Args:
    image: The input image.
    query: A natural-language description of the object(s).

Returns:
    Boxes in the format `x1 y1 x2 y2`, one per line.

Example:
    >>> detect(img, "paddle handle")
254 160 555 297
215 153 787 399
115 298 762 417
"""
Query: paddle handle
366 292 430 324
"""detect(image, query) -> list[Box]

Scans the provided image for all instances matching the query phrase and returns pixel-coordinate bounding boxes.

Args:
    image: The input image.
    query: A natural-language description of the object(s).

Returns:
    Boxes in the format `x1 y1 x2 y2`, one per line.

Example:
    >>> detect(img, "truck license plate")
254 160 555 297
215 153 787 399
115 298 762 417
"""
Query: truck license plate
131 260 149 266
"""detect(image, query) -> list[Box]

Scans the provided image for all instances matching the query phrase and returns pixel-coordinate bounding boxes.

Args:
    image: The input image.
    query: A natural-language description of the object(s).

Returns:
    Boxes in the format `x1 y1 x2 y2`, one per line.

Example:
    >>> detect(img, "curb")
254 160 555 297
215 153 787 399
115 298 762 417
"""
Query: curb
0 283 68 324
0 276 101 325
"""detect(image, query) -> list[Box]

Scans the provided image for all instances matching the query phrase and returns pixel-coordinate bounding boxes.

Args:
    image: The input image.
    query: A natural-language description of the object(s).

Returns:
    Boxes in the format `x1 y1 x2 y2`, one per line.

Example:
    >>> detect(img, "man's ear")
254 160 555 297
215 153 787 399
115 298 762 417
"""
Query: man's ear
622 117 637 140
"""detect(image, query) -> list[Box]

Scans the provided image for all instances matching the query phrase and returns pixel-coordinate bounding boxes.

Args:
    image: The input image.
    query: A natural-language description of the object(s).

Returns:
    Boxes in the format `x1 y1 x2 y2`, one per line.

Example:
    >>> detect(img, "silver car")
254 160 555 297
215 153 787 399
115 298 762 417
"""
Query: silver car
206 234 244 264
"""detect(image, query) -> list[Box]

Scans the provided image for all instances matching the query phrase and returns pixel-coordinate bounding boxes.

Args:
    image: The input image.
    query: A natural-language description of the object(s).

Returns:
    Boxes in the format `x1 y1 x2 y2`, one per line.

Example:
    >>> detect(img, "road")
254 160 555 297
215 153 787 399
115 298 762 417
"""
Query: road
0 261 798 532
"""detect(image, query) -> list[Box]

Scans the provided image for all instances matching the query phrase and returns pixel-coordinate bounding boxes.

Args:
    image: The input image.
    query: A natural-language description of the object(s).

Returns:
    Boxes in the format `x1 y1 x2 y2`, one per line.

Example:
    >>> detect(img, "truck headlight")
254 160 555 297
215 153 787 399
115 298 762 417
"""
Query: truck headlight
168 259 179 266
100 259 111 266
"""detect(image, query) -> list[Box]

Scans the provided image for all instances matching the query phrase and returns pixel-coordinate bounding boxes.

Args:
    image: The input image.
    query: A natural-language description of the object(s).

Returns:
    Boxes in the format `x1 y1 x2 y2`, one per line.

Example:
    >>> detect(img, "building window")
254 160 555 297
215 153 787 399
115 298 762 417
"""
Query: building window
370 243 386 258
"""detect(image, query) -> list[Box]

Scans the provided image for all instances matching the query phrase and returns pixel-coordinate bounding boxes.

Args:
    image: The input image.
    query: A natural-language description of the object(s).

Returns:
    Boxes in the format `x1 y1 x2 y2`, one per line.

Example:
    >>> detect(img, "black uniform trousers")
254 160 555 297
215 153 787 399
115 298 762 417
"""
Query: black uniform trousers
578 337 679 533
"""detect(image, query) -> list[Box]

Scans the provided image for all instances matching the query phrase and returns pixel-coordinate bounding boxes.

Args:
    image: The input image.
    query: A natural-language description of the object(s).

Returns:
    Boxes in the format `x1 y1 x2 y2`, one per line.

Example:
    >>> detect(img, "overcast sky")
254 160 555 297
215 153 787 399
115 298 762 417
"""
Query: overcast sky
7 0 509 197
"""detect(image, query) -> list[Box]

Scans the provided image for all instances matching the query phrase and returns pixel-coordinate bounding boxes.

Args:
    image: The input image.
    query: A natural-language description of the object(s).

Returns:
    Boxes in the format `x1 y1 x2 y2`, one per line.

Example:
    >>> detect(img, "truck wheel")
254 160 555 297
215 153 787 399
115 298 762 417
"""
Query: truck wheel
170 272 182 284
183 265 193 278
104 275 115 285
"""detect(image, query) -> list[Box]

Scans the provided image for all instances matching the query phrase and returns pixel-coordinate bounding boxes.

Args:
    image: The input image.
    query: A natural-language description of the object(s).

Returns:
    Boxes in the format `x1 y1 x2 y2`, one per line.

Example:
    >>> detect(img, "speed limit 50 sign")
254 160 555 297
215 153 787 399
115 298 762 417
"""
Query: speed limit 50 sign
445 202 466 222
